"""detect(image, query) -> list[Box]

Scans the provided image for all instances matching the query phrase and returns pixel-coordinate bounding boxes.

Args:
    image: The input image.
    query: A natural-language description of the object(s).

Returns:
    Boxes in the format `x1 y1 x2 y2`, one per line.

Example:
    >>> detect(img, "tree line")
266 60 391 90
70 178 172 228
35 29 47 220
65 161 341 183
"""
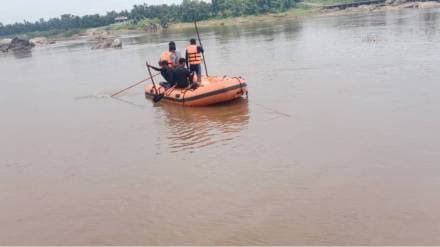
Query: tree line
0 0 296 37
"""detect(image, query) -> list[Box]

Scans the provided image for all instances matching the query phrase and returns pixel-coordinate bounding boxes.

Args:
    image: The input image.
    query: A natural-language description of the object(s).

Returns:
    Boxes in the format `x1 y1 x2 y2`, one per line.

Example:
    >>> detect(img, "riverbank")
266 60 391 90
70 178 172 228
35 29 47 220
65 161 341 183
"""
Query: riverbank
321 0 440 16
2 6 315 43
2 1 440 46
72 0 440 38
71 6 316 42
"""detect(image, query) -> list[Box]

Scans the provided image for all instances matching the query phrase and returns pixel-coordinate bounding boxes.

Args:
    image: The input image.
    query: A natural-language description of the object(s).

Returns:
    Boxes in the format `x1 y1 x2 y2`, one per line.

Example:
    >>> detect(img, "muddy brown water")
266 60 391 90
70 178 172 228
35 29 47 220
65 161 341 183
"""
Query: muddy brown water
1 8 440 245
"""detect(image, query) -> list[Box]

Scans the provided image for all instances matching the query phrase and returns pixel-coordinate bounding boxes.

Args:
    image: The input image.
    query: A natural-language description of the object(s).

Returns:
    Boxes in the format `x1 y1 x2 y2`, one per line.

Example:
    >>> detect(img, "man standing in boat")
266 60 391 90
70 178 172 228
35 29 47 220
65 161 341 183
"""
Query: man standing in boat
160 41 181 67
185 38 204 84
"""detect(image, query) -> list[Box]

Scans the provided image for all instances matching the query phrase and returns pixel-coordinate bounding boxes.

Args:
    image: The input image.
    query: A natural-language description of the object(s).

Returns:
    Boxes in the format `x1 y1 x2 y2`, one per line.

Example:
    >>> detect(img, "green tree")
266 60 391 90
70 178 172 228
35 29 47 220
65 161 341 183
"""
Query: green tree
0 0 296 37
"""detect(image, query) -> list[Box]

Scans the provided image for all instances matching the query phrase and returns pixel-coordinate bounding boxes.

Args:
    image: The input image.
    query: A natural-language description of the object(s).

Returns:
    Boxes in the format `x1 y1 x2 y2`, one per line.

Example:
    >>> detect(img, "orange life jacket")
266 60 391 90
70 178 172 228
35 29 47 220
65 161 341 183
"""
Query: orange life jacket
186 45 202 65
160 51 174 66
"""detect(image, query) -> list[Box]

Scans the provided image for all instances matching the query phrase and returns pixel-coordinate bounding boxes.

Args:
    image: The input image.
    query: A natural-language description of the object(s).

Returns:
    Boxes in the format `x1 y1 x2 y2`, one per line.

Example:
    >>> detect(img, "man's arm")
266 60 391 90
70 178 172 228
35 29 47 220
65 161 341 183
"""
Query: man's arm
148 64 161 71
198 46 204 54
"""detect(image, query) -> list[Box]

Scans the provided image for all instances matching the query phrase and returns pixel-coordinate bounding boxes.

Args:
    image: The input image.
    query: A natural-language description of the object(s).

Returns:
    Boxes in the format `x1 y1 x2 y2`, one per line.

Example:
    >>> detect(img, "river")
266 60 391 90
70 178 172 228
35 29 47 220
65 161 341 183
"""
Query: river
1 7 440 245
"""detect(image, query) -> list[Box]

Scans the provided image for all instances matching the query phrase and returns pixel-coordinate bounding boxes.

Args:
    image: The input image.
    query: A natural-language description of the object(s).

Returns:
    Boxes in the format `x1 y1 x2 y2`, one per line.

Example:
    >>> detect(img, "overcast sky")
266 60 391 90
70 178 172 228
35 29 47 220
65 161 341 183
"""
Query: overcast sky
0 0 181 24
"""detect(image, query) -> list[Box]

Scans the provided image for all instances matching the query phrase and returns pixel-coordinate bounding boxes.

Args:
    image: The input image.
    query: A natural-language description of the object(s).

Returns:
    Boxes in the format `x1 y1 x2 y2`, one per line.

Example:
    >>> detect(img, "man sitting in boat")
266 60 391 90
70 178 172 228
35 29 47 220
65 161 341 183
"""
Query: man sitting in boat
160 41 181 67
185 39 204 83
172 58 194 89
148 60 174 89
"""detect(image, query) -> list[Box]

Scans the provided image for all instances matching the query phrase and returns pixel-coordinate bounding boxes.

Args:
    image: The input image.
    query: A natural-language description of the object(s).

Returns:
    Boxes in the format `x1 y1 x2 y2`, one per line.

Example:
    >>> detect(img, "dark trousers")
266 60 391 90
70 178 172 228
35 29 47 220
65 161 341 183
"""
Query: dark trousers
189 64 202 77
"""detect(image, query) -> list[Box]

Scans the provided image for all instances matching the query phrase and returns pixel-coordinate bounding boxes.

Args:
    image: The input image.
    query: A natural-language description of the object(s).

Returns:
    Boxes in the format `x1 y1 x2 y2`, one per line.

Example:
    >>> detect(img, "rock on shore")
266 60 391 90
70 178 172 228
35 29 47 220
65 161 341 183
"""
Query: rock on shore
0 38 12 52
0 37 35 53
92 38 123 49
111 38 122 48
86 29 123 49
30 37 49 46
0 38 12 45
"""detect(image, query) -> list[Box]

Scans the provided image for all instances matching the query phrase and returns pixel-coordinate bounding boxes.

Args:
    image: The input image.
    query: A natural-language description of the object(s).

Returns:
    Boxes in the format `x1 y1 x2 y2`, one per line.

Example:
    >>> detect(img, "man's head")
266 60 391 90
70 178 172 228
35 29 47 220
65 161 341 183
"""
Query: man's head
190 38 197 45
169 41 176 52
178 58 186 67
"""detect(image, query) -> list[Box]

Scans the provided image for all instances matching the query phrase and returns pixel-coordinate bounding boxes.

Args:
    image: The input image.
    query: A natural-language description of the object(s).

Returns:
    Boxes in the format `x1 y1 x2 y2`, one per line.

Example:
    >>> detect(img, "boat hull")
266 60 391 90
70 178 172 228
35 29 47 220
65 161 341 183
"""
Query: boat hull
145 76 247 107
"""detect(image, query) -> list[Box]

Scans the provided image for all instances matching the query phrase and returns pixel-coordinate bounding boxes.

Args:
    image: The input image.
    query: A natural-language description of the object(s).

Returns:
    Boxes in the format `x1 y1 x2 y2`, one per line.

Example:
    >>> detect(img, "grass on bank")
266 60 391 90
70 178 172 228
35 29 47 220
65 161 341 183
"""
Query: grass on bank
107 18 161 31
300 0 357 5
98 3 318 33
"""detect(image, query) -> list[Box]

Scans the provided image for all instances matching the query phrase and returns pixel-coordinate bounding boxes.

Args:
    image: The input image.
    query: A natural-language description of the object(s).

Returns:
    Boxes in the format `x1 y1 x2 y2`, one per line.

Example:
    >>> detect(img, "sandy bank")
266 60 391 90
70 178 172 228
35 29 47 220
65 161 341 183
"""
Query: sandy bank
321 0 440 16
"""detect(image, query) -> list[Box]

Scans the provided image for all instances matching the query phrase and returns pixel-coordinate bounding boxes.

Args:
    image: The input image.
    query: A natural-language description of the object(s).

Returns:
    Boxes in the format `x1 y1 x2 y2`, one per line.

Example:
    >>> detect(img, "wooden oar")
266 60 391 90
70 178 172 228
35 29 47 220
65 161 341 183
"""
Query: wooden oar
146 61 165 103
111 72 160 97
194 19 209 77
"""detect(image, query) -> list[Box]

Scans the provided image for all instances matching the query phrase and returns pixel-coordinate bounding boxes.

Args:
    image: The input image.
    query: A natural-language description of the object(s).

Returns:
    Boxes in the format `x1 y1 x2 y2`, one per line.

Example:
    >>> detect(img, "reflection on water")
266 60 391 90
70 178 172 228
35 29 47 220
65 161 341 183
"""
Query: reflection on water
159 99 250 152
11 49 33 59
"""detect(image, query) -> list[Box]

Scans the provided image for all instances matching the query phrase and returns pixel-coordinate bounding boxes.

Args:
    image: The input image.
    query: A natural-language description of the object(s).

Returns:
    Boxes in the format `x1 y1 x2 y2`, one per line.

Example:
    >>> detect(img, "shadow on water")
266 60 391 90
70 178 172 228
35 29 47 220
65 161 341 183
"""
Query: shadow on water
158 98 250 153
419 9 440 37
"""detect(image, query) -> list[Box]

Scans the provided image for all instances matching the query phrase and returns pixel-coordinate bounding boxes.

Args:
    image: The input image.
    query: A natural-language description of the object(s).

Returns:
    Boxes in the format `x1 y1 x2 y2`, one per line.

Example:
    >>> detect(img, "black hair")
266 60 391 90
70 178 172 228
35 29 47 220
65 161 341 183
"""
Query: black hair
190 38 196 45
168 41 176 51
159 60 168 66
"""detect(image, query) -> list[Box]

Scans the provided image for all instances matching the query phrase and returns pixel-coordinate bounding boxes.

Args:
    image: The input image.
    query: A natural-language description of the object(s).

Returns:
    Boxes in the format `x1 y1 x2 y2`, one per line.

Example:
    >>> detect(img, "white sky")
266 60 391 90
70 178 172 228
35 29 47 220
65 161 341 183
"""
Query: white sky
0 0 181 24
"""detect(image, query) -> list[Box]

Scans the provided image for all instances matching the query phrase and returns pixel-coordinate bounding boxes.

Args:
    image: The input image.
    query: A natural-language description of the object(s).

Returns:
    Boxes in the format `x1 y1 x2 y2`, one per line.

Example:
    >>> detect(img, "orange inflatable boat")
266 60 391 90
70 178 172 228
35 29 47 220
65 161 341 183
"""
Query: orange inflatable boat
144 76 248 107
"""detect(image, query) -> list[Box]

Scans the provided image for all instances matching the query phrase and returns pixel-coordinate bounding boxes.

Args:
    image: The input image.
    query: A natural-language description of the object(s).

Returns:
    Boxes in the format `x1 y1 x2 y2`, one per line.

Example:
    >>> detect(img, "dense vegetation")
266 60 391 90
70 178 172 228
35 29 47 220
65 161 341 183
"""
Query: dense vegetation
0 0 296 37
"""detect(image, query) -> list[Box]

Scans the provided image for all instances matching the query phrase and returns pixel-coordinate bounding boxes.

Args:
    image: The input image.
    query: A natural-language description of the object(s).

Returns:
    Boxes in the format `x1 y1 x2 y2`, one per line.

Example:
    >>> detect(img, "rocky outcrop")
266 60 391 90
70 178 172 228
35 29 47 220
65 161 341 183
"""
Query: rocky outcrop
85 28 122 49
0 38 12 52
0 37 34 53
111 38 122 48
86 29 112 41
30 37 49 46
415 1 440 8
0 44 8 53
384 0 421 7
10 37 35 51
0 44 8 52
381 0 440 9
0 38 12 45
322 0 440 15
92 38 122 49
